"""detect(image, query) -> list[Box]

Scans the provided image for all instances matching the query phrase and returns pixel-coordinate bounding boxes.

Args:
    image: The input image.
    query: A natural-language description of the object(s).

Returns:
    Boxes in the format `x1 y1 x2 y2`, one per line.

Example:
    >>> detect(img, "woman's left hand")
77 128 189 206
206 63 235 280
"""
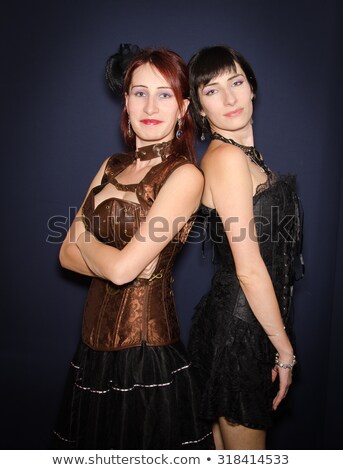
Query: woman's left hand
137 256 159 279
272 366 292 410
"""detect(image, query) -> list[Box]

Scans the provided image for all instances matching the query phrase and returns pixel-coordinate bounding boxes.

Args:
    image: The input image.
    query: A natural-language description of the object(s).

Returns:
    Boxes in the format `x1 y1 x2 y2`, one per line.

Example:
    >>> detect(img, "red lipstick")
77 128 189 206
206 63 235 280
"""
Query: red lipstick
140 119 162 125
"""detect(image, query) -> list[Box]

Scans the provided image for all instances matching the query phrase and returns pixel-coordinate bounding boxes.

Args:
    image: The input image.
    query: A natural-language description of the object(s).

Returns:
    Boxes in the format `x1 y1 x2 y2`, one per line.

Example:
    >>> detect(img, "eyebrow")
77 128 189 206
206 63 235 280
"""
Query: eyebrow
131 85 173 89
203 74 244 88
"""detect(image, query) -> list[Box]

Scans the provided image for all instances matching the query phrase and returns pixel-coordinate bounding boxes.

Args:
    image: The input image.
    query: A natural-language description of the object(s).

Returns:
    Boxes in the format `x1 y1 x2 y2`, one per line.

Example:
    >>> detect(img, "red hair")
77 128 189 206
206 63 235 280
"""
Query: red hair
121 48 195 163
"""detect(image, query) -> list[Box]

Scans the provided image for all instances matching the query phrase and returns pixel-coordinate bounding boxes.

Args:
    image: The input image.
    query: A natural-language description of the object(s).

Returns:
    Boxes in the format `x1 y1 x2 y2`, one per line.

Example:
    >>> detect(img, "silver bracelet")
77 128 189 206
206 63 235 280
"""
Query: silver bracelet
275 353 297 370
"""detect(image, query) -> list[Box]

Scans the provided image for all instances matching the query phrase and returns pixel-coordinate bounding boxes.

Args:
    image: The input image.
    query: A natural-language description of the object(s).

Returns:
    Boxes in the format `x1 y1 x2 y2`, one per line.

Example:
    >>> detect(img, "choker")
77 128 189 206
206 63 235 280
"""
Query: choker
134 140 173 161
212 133 271 175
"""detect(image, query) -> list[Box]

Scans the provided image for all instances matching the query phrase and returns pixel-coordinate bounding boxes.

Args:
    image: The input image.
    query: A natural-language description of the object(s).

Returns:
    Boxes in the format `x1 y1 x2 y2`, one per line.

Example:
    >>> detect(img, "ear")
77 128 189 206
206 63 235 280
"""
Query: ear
200 110 206 117
178 98 190 119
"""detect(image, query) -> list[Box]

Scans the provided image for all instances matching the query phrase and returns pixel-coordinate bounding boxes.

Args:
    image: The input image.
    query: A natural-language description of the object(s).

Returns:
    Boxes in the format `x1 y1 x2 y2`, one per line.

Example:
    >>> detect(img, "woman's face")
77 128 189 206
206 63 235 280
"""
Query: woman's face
198 62 254 137
125 63 187 148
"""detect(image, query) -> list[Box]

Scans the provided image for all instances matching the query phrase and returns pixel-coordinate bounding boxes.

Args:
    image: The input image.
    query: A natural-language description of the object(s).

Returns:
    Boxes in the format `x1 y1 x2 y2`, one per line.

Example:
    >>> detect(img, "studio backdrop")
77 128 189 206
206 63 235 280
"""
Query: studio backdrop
1 0 342 449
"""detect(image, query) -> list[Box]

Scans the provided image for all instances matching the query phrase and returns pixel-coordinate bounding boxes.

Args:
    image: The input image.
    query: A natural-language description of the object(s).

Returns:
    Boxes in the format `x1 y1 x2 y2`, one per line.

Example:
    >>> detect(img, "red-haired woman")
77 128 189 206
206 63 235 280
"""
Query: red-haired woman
52 46 212 450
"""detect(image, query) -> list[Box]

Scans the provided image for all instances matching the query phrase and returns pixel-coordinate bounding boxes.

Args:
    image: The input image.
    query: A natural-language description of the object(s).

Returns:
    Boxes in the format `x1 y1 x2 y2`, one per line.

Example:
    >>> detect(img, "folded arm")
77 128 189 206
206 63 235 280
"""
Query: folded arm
76 164 204 285
59 157 110 276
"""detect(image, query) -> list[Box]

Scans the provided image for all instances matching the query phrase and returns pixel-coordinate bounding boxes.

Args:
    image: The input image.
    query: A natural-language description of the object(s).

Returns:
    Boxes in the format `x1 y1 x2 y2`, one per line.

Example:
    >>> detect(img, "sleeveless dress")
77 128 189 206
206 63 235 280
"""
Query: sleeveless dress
52 140 213 449
188 135 302 430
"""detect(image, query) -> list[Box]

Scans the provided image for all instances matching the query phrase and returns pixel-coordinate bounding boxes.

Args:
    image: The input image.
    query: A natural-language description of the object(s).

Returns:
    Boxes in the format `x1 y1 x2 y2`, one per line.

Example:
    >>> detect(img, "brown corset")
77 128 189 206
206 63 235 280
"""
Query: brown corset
81 141 197 351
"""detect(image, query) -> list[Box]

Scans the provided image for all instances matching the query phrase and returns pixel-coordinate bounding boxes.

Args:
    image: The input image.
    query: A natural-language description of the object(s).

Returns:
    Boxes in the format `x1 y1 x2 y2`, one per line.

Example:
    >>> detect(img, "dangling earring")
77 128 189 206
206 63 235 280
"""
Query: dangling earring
201 115 206 141
127 115 132 137
176 118 183 140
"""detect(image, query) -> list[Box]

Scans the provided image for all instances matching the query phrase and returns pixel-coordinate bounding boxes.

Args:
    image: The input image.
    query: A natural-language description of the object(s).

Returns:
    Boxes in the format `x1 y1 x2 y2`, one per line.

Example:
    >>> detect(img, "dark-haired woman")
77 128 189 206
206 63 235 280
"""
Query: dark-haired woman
188 46 301 449
52 47 212 450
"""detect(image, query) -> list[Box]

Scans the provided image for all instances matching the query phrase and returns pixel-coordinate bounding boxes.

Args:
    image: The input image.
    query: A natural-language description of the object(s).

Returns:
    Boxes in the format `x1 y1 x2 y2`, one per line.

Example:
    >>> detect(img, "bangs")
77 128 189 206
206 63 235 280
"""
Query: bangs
192 48 238 89
149 54 184 104
198 63 237 88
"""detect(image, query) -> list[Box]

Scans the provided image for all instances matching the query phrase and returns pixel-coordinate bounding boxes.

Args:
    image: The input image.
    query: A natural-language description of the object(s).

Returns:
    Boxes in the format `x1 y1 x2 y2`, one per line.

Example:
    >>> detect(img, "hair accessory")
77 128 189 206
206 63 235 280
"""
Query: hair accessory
176 118 183 139
105 43 142 96
275 353 297 370
200 116 206 141
127 116 132 137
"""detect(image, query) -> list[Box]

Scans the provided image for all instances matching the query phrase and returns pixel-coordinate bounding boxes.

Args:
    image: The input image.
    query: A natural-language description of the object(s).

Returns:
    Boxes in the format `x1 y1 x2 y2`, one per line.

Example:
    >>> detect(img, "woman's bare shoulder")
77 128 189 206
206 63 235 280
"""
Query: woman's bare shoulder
200 141 248 174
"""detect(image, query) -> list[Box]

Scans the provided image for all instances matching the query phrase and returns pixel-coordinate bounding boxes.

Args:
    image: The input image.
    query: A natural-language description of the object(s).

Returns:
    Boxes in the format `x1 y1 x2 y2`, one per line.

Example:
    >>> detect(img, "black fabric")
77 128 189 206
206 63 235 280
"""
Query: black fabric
189 174 301 430
52 340 212 449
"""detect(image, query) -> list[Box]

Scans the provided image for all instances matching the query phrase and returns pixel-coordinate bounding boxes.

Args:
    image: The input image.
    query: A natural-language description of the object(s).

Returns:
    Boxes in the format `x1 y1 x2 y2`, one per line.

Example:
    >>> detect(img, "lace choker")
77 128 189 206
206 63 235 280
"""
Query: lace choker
134 140 173 161
212 133 271 175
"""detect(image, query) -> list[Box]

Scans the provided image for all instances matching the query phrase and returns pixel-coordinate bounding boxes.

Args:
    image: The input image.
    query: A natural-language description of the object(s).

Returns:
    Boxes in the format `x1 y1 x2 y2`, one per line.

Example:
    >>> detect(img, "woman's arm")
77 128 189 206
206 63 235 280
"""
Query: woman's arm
59 157 110 276
204 144 293 410
76 164 204 285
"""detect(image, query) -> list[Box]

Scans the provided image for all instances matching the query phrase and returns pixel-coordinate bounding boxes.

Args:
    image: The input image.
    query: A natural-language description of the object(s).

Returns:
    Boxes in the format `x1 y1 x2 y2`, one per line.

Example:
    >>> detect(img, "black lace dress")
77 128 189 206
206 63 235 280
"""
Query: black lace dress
188 136 302 430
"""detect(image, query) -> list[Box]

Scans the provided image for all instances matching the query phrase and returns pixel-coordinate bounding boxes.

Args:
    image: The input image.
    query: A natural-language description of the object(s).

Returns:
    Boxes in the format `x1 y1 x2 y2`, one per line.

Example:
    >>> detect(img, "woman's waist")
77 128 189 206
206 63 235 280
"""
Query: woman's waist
85 271 174 306
82 275 179 351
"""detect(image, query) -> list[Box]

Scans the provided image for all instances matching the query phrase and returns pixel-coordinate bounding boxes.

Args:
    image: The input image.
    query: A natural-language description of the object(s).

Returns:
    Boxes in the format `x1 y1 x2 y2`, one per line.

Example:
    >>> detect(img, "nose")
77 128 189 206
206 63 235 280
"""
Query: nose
223 88 236 106
143 95 158 115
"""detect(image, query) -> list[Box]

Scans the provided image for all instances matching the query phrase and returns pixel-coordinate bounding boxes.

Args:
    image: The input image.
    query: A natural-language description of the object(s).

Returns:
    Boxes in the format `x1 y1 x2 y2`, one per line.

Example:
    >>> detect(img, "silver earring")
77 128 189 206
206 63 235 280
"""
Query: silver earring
201 116 206 141
128 115 132 137
176 118 183 139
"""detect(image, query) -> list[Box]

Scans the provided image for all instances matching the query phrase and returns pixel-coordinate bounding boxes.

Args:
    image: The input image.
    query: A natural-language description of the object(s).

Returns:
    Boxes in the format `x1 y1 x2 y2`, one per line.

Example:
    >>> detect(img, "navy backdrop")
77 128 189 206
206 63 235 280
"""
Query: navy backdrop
1 0 342 449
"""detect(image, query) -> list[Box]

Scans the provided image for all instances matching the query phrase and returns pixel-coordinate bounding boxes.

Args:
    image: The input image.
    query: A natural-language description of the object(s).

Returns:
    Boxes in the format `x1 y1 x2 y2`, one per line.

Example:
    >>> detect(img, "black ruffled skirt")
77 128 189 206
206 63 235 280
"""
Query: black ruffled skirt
188 269 278 430
52 339 213 450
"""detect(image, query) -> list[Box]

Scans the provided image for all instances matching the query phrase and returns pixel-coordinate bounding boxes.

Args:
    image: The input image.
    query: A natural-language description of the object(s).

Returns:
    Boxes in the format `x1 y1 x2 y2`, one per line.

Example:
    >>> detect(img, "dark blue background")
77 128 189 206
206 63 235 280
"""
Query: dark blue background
1 0 342 449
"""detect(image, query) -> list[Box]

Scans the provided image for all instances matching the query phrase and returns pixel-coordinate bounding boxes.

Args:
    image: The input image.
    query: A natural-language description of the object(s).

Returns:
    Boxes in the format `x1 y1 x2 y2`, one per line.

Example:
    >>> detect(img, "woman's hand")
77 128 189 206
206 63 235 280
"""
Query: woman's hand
272 366 292 410
137 256 159 279
271 351 295 410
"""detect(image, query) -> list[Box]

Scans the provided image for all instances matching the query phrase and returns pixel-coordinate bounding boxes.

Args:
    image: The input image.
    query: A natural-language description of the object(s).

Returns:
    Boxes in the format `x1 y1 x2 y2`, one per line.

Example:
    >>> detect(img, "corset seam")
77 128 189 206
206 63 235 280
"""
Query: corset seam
93 287 111 349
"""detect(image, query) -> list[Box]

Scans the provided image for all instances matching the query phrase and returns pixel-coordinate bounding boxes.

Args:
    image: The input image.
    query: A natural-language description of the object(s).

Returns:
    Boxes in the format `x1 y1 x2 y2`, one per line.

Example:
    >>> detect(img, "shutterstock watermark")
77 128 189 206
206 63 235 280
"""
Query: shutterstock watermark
46 206 297 245
46 207 78 244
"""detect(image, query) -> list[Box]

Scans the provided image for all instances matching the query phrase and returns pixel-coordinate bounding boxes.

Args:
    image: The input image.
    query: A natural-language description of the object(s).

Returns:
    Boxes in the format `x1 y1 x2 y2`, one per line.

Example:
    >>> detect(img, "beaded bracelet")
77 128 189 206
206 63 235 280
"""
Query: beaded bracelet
275 353 297 370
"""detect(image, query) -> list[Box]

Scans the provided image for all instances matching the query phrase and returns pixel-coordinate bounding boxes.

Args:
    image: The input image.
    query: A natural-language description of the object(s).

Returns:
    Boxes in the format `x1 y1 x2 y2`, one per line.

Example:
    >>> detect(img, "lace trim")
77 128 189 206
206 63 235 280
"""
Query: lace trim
253 171 279 199
181 431 213 446
53 428 213 446
53 430 76 443
72 363 191 394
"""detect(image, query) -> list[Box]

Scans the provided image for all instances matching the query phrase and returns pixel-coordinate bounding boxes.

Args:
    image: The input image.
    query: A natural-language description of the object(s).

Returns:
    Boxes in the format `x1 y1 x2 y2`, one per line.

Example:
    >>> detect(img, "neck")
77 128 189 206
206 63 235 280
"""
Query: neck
133 158 158 171
211 124 254 147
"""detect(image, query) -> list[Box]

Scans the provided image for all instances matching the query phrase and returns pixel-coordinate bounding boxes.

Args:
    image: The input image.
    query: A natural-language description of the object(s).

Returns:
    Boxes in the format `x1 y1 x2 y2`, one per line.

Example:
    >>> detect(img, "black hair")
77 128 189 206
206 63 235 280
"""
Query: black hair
188 45 257 135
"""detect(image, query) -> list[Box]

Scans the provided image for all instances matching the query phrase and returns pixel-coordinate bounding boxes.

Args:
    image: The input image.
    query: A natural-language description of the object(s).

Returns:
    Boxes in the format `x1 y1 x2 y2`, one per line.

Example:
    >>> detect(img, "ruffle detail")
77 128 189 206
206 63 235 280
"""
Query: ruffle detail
53 340 213 449
189 281 277 430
